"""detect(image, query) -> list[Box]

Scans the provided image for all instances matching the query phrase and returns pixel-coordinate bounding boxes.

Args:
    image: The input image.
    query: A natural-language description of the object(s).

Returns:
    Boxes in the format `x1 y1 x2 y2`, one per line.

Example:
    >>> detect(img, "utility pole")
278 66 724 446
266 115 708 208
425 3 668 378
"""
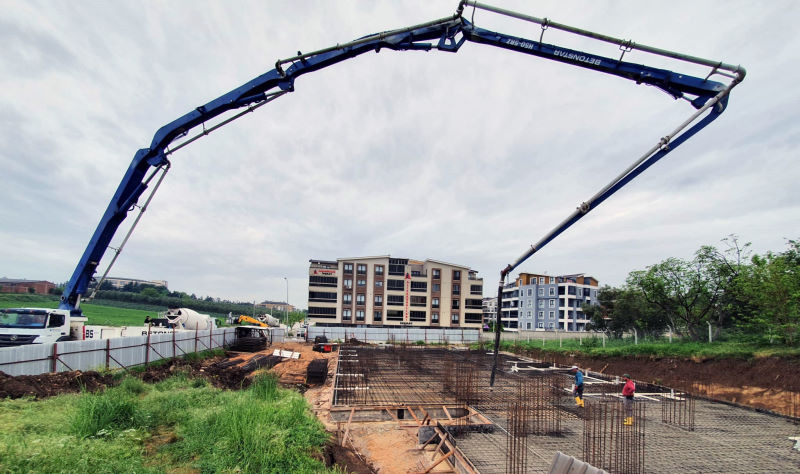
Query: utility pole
284 277 289 326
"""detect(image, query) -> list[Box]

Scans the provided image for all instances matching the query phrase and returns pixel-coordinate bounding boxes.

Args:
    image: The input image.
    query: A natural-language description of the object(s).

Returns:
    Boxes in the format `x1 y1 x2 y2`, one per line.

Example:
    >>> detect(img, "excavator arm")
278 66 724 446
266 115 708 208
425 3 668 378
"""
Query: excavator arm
59 1 743 312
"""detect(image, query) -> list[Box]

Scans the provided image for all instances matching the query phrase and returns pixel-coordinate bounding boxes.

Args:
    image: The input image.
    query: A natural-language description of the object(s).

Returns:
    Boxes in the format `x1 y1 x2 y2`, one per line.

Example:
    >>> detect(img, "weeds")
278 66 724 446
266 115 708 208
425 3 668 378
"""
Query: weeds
1 372 332 473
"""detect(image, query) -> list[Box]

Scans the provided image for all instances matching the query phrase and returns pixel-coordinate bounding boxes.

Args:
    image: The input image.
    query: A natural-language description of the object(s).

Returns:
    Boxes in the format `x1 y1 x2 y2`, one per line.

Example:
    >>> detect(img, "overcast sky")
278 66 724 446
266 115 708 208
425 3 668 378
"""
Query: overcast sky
2 1 798 309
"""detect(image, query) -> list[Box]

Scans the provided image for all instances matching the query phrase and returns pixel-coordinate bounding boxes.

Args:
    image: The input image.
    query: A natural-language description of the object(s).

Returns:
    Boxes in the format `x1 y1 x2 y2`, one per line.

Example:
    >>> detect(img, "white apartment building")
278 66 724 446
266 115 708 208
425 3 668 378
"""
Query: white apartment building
500 273 599 332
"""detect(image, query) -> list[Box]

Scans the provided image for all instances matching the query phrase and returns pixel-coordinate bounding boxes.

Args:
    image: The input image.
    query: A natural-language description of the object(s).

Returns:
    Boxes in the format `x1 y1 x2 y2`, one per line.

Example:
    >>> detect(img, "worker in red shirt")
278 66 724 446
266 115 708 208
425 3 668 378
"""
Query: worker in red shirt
622 373 636 425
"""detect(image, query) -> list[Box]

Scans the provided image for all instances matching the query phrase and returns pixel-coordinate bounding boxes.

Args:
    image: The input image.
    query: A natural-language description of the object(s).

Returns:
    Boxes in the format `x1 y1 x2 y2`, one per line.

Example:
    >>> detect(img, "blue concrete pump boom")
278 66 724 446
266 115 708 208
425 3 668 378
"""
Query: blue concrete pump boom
59 1 744 313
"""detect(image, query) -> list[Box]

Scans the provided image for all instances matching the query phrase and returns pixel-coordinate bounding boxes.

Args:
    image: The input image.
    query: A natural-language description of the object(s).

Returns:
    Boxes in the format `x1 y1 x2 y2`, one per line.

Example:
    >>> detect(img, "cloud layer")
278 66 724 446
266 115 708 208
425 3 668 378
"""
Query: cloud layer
2 1 798 308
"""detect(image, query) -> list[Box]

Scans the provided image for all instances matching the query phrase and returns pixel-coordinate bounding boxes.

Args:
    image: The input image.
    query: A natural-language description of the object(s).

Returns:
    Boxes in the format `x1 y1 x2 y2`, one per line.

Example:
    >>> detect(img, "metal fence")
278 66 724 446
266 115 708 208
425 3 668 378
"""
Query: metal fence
0 327 246 376
307 326 479 344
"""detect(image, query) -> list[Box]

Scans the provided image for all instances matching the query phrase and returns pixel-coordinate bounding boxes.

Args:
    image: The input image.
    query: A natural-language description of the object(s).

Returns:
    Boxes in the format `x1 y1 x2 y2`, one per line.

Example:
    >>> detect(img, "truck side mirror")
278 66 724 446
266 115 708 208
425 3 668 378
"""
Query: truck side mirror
48 314 65 327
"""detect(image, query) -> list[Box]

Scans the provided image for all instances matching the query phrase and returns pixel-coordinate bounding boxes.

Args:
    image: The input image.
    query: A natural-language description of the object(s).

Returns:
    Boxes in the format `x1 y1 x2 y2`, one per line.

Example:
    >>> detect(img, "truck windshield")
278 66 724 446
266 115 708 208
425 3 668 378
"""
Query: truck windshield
0 311 48 329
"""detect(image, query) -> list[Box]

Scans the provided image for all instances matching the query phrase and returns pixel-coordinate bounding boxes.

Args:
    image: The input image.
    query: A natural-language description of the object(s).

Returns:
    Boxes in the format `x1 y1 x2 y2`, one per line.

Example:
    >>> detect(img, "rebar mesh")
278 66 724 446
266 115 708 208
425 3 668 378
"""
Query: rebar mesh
661 390 695 431
583 400 646 474
506 402 528 474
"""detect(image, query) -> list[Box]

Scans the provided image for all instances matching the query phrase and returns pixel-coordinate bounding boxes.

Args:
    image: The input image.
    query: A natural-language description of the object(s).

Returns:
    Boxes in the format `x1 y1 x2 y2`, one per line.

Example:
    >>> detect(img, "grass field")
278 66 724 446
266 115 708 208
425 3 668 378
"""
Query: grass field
0 371 331 473
489 335 800 359
0 294 155 327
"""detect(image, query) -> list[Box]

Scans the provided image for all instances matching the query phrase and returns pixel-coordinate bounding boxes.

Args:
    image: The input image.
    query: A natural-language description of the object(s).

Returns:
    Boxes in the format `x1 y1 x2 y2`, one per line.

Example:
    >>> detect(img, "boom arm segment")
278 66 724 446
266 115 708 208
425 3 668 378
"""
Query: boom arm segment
60 2 743 312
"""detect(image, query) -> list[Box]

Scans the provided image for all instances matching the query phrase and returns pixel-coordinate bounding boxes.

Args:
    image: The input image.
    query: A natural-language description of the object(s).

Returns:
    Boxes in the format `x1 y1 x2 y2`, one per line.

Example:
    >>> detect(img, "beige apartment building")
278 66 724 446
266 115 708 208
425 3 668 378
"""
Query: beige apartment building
308 256 483 328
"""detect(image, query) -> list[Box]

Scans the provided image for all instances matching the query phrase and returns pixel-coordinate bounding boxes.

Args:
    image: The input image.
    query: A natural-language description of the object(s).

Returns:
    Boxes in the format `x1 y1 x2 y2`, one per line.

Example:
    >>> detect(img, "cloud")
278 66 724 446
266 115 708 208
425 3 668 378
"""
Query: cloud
1 0 798 307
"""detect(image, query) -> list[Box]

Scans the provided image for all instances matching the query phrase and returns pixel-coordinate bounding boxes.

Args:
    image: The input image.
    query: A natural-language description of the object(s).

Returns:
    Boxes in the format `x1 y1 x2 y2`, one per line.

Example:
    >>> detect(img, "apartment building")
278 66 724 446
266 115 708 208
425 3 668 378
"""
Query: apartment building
500 273 598 332
308 256 483 328
482 297 497 327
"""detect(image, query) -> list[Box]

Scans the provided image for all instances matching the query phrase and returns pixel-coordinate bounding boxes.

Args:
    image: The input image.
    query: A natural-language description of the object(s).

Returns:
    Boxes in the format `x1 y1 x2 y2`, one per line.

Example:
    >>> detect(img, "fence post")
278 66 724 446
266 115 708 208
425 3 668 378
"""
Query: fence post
669 327 673 343
172 329 176 358
51 343 58 373
603 332 606 348
106 339 111 370
145 327 151 367
194 327 198 354
634 328 638 345
707 321 712 343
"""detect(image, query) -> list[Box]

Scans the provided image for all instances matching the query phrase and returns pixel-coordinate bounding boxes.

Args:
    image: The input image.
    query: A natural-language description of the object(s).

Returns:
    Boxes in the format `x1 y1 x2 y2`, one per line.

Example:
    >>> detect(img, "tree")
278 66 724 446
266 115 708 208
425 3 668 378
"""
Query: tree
628 246 728 340
736 240 800 344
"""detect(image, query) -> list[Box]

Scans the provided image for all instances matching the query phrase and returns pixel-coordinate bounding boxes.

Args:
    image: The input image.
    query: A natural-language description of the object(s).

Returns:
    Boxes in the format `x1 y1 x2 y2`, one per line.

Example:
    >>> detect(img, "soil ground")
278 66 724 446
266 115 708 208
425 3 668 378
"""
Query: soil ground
3 344 798 473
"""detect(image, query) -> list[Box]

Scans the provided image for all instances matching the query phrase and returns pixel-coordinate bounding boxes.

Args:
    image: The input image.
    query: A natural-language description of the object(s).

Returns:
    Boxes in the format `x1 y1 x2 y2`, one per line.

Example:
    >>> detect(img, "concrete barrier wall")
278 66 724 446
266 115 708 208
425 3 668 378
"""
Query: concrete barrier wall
308 326 479 344
0 328 237 376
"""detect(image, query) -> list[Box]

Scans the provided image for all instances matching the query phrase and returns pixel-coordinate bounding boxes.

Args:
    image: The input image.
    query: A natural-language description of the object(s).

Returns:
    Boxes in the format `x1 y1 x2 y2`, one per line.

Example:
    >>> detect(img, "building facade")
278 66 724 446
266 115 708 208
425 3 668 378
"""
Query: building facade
500 273 598 332
308 256 483 328
482 297 497 327
257 301 296 313
0 278 55 295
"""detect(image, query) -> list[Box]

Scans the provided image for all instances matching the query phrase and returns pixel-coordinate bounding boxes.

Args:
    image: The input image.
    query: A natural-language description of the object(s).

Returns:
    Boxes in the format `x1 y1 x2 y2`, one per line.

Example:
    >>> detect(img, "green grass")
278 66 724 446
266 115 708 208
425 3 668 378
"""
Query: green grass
495 335 800 359
1 294 156 327
0 373 331 474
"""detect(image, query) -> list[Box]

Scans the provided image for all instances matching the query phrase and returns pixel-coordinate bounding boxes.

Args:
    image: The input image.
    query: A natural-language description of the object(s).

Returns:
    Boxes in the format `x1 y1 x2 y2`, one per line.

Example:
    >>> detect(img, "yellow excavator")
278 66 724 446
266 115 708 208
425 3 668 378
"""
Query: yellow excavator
236 315 267 327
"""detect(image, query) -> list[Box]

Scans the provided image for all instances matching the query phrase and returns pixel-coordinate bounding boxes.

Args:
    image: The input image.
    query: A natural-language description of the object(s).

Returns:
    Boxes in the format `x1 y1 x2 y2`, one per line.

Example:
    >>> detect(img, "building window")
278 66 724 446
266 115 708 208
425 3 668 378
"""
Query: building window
375 265 384 275
452 299 459 309
343 294 352 303
539 277 544 284
432 269 441 279
527 300 532 308
357 279 366 287
344 279 352 289
343 309 352 318
374 295 383 305
527 322 531 330
387 279 405 291
433 283 441 292
451 313 459 324
411 295 427 307
538 311 544 319
356 294 365 305
375 280 383 288
431 312 439 323
453 284 460 295
409 310 426 322
549 299 555 308
357 264 367 274
432 297 440 308
410 281 427 292
374 311 382 321
538 300 544 308
548 322 554 329
344 263 353 274
527 311 531 318
549 287 556 296
538 322 544 328
538 288 544 296
549 311 554 319
387 295 404 306
356 310 365 320
453 270 461 280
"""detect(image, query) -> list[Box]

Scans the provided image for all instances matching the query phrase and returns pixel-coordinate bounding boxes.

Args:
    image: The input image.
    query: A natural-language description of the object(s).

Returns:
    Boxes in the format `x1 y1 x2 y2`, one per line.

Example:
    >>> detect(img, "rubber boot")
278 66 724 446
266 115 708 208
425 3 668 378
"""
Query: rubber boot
575 396 581 406
623 416 633 426
578 398 585 407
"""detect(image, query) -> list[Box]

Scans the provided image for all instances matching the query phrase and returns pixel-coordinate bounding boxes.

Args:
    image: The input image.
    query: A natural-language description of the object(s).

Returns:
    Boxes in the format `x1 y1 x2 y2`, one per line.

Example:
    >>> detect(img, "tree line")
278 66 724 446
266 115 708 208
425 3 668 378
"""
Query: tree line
583 236 799 344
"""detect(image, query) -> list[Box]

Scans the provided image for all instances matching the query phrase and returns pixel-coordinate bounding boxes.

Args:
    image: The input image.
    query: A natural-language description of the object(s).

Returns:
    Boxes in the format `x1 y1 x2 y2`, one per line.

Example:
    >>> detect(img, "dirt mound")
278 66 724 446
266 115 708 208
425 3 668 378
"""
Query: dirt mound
0 370 115 399
140 356 254 390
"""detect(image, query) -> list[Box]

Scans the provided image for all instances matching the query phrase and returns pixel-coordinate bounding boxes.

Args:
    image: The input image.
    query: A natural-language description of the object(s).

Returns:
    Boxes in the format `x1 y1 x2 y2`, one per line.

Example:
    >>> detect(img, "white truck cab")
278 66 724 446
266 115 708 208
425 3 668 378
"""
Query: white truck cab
0 308 82 346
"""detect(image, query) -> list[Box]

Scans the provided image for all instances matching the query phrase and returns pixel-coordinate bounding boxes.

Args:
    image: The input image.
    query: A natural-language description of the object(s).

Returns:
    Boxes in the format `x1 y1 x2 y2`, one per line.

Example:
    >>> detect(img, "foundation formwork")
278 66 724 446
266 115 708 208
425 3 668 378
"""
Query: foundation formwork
332 346 800 473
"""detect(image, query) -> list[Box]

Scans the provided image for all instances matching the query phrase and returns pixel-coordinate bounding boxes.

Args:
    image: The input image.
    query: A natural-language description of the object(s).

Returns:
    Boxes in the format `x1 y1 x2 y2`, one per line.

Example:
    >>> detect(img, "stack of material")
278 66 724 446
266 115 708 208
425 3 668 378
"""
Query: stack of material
241 354 282 373
306 358 328 384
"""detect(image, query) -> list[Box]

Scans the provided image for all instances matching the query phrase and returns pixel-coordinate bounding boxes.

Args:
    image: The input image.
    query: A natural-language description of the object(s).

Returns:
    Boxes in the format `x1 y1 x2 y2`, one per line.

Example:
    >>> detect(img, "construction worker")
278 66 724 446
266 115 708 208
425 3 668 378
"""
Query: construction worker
622 373 636 425
570 365 585 407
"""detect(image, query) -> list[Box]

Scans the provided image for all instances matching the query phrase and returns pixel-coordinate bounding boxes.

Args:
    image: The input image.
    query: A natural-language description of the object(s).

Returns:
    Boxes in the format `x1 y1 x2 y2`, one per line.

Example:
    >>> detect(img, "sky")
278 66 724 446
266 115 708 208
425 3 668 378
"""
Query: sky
2 1 799 310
